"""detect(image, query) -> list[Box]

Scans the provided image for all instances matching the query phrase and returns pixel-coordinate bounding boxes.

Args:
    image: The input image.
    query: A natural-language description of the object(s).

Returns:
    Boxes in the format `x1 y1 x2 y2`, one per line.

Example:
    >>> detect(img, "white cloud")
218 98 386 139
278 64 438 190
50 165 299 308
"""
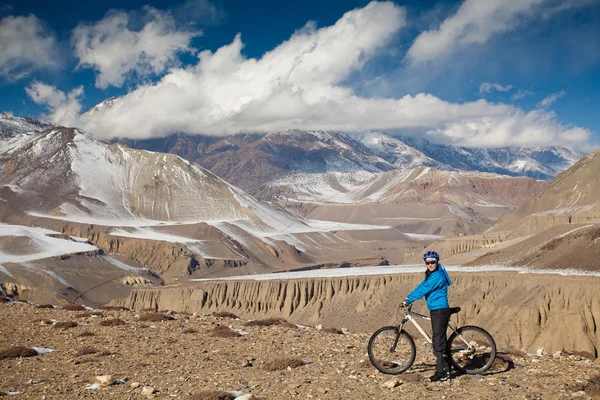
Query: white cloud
428 108 590 149
25 82 84 127
406 0 590 64
512 90 534 100
479 82 513 95
72 6 201 88
0 15 58 80
31 1 591 150
174 0 223 25
537 90 566 108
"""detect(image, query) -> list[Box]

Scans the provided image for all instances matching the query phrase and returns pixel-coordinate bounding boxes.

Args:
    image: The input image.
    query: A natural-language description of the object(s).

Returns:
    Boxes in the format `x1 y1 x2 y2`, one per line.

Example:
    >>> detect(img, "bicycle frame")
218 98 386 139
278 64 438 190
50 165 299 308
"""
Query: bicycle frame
396 307 460 345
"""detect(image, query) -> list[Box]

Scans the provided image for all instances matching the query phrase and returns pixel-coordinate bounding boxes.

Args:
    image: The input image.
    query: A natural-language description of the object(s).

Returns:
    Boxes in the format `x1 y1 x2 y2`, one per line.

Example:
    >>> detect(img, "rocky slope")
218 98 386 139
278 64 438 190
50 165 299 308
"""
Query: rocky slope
487 148 600 235
0 127 424 304
114 271 600 356
123 130 549 236
2 301 600 399
288 167 546 236
0 112 53 138
421 148 600 266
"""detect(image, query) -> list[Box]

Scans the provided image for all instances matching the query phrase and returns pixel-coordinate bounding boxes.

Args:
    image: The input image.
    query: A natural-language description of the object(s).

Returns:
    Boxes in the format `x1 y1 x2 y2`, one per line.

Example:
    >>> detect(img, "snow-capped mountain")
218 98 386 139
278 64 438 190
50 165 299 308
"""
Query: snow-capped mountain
351 132 439 169
399 135 582 180
0 127 402 277
0 112 53 138
81 97 119 116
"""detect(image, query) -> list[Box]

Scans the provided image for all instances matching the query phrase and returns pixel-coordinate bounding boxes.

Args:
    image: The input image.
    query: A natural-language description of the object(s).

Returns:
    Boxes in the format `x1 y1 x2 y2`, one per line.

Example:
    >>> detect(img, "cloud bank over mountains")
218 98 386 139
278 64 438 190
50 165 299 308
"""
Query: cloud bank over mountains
8 1 597 149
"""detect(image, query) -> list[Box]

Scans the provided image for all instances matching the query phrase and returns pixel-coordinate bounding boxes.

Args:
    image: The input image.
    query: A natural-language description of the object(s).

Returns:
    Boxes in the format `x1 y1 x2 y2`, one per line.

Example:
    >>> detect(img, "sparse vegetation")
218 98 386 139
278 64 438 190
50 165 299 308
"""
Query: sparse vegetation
244 317 289 327
0 346 38 360
75 347 98 356
98 306 130 311
100 318 126 327
263 358 306 371
321 327 344 334
53 321 78 330
63 304 85 311
139 312 173 322
211 325 241 338
77 331 95 337
212 311 239 319
189 390 235 400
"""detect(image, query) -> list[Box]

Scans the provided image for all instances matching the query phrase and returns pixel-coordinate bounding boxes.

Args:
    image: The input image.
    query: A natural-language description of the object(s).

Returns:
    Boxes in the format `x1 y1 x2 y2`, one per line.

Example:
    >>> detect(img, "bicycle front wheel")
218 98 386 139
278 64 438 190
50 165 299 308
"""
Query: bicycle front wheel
448 325 496 374
367 326 416 375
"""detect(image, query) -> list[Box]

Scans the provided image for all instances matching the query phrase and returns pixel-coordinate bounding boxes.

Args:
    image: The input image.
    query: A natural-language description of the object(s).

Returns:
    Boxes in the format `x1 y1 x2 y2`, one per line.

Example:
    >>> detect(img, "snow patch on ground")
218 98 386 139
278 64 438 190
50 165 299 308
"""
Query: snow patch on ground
101 254 146 272
404 233 448 240
0 223 99 264
555 224 595 239
0 264 14 278
191 264 600 282
109 227 199 243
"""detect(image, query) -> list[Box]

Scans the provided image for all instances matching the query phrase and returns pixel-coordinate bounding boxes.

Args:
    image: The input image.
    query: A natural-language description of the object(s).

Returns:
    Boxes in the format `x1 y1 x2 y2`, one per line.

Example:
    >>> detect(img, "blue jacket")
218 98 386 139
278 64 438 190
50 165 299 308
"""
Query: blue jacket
405 264 452 311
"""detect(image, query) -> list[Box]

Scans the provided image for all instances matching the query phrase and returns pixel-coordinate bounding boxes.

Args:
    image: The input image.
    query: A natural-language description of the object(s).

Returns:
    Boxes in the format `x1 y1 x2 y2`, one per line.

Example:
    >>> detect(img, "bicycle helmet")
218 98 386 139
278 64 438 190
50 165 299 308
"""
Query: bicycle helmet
423 250 440 262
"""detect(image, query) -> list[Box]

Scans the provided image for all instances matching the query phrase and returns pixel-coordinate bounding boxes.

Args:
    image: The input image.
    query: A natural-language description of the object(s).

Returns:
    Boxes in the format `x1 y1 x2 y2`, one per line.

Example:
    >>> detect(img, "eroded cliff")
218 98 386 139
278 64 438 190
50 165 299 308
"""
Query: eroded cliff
113 271 600 356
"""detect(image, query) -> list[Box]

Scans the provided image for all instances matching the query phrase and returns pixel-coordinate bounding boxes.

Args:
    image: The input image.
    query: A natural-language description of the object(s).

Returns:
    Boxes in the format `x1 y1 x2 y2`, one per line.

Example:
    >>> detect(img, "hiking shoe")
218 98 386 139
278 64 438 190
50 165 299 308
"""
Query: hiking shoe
428 372 450 382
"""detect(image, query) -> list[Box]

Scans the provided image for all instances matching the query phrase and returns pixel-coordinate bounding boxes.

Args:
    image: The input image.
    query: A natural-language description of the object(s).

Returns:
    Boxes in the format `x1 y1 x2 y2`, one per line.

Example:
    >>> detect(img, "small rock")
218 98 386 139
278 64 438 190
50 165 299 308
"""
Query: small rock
381 379 402 389
536 347 544 357
553 351 562 358
235 395 254 400
84 383 102 390
571 391 586 398
141 386 155 396
316 324 323 331
131 382 141 389
316 387 327 394
91 375 115 387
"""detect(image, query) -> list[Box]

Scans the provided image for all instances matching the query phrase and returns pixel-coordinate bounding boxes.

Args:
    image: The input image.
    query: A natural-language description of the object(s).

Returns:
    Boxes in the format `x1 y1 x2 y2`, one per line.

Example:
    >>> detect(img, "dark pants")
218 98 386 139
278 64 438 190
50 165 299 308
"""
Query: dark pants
431 308 452 374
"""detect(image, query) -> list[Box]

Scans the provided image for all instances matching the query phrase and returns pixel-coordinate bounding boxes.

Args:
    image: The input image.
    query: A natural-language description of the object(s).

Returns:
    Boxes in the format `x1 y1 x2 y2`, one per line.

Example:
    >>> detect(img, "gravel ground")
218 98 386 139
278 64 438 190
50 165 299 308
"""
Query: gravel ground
1 302 599 399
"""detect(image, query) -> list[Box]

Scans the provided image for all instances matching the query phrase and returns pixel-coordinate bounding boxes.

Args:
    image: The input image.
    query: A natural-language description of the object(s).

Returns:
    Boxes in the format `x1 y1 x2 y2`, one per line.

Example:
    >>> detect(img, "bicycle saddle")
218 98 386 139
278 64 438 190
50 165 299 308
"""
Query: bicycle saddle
449 307 461 314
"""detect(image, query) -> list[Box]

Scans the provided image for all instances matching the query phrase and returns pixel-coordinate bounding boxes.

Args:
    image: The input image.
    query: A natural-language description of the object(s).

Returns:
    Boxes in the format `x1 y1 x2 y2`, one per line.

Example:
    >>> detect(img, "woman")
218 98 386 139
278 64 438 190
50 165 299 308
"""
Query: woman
402 250 452 382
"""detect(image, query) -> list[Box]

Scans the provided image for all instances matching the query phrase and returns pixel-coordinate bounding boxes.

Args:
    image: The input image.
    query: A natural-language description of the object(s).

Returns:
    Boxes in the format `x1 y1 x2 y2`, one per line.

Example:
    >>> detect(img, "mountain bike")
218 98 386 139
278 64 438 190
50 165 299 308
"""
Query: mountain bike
368 304 496 375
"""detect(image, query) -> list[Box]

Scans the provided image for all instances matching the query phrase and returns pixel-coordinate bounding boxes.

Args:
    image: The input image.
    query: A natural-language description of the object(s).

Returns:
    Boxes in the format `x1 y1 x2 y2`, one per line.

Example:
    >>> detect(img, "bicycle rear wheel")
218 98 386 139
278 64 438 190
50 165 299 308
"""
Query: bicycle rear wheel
447 325 496 374
367 326 416 374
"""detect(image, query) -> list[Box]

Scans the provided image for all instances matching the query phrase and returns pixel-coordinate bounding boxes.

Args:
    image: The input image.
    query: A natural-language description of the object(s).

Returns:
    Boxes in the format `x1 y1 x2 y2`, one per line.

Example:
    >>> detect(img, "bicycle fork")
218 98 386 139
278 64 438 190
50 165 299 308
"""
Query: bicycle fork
389 317 409 352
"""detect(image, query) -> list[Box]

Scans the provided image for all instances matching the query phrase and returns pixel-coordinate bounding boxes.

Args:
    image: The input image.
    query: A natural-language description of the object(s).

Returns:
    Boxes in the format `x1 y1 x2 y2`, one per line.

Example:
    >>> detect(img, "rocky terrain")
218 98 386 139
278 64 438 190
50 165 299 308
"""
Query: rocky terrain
122 129 550 237
419 148 600 267
0 125 427 305
114 271 600 357
486 148 600 236
2 301 600 400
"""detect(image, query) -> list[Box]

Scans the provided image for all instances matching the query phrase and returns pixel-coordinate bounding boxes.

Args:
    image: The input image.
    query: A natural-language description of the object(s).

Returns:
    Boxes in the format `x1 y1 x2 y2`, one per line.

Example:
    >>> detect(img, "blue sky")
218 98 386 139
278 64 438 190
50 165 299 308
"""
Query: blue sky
1 0 599 149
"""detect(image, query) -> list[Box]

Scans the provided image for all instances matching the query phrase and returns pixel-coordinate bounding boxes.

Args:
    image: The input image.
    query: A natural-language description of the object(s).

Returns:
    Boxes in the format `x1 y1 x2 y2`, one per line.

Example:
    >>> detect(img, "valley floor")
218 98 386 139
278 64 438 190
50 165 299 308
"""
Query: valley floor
1 302 600 399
